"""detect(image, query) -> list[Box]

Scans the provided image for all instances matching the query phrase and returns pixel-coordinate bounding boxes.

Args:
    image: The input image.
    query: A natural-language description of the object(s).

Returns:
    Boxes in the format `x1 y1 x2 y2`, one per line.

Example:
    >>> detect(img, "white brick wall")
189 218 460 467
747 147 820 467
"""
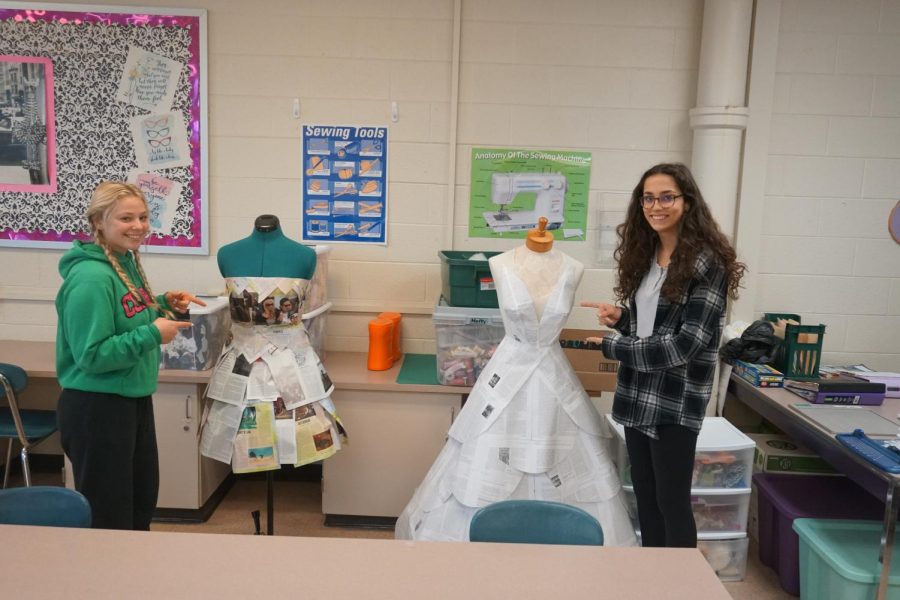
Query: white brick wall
760 0 900 370
1 0 896 371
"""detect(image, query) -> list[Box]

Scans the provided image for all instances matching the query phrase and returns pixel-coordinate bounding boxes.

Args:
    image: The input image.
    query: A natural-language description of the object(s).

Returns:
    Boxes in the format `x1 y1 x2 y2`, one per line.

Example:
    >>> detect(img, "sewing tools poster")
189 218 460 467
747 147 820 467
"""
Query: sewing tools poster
469 148 591 240
301 124 388 244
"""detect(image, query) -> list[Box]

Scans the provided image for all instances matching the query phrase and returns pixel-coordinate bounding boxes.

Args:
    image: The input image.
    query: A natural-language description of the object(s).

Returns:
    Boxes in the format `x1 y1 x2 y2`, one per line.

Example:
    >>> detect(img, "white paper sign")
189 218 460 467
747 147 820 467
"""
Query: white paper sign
127 170 183 236
130 111 192 170
117 46 182 112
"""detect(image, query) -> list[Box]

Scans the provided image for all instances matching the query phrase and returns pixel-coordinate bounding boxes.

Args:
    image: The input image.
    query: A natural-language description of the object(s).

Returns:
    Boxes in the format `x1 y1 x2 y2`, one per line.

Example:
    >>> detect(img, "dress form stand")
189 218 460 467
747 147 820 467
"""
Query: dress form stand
217 214 316 535
394 218 633 545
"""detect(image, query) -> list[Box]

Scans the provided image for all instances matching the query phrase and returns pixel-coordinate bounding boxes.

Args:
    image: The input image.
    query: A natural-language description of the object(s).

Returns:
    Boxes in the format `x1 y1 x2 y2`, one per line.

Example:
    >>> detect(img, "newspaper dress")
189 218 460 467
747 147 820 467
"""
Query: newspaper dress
200 277 345 474
395 252 637 546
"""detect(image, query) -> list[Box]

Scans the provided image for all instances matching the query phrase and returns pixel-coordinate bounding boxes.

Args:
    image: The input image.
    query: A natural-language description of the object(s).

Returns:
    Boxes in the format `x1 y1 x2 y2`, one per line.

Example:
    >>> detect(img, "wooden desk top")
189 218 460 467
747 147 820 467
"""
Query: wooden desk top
1 525 730 599
729 374 900 499
0 340 611 396
729 375 900 432
0 340 471 393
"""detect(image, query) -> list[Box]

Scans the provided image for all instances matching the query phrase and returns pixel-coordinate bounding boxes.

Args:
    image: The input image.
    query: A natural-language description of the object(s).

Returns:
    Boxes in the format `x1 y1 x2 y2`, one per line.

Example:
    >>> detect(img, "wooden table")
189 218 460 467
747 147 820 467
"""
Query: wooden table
728 375 900 599
0 340 231 520
1 524 731 599
0 341 473 525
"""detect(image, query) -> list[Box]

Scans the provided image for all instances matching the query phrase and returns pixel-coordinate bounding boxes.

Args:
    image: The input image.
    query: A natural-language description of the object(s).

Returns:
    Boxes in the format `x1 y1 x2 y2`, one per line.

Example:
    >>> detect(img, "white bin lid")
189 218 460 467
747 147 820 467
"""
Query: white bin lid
187 296 228 315
432 295 503 326
606 413 754 452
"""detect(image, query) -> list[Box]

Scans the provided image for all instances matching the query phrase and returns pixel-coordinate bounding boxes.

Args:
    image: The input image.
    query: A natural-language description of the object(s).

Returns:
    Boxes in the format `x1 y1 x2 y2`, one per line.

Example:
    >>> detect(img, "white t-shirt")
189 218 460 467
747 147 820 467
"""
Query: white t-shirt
635 259 667 338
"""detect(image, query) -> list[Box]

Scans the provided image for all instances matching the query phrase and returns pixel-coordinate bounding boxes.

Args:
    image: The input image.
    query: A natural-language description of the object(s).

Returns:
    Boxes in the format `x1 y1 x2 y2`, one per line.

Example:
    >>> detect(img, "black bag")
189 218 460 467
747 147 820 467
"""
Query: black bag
719 320 782 365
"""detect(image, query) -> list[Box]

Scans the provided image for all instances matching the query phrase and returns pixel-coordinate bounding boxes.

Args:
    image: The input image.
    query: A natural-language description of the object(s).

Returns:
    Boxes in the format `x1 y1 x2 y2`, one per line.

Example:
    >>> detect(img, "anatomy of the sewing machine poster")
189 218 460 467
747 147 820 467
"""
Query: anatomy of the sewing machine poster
469 148 591 240
301 124 388 244
127 171 183 237
116 46 182 113
129 111 192 171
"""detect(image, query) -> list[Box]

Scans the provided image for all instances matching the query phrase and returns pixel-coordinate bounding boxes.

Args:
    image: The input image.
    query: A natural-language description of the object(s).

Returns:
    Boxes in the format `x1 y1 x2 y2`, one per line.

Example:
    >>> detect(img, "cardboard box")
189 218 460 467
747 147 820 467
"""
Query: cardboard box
748 433 837 475
734 360 784 388
559 329 618 393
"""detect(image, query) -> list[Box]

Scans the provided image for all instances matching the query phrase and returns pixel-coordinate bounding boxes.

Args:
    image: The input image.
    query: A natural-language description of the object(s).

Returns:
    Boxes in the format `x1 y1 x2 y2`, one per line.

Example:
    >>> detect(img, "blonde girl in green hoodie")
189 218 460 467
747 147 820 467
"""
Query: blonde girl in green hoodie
56 181 204 530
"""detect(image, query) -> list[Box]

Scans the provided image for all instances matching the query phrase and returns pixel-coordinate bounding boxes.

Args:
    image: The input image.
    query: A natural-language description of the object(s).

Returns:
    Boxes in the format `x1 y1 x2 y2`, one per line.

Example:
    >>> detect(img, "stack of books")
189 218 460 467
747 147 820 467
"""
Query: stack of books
785 376 886 406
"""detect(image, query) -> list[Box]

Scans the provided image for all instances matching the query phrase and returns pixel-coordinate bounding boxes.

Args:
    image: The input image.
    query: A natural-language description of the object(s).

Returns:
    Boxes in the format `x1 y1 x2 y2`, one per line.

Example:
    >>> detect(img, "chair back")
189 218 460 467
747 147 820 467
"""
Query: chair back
0 486 91 528
469 499 604 546
0 363 30 442
0 362 58 488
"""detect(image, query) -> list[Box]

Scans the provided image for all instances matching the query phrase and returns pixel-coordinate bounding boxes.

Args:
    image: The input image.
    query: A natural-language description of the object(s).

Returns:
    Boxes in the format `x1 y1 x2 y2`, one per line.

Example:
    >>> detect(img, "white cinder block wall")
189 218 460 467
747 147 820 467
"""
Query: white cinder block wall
0 0 897 371
761 0 900 371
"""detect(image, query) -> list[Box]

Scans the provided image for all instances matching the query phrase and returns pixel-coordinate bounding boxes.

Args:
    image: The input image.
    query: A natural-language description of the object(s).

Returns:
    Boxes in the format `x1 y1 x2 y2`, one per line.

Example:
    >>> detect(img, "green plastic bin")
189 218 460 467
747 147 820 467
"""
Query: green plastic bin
764 313 826 381
439 251 500 308
793 519 900 600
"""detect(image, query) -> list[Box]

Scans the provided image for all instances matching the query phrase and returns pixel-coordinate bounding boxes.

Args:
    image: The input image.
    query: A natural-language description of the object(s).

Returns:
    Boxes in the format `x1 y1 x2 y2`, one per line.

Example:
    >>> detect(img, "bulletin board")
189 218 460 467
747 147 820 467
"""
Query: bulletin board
0 2 208 254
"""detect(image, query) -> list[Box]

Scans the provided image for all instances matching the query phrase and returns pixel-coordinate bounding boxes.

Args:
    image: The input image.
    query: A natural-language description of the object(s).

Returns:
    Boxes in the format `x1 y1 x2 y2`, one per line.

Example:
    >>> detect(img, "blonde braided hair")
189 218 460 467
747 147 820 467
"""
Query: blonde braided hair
87 181 175 319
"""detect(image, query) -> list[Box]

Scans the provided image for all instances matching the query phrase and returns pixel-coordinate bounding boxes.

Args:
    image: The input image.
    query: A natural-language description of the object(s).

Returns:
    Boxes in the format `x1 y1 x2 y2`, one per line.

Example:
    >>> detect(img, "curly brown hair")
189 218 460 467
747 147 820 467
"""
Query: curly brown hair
613 163 746 304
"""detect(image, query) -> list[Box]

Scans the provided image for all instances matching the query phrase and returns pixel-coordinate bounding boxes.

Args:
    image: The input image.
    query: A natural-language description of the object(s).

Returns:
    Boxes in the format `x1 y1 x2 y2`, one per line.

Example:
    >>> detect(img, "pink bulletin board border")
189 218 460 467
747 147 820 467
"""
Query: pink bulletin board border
0 54 56 193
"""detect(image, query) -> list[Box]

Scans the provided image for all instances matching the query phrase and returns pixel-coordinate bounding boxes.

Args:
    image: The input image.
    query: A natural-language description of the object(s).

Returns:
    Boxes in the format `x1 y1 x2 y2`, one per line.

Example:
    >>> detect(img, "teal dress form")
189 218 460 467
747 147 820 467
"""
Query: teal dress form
217 215 316 279
201 214 343 478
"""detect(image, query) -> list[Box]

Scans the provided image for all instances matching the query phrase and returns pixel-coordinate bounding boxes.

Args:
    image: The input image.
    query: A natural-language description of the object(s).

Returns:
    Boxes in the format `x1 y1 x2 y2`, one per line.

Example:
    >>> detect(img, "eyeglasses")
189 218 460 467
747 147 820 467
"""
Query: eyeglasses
640 193 683 208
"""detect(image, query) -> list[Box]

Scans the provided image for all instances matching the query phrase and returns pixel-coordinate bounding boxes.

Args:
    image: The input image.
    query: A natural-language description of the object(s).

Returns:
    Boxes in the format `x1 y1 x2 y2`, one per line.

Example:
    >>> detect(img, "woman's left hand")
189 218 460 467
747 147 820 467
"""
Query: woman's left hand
166 291 207 314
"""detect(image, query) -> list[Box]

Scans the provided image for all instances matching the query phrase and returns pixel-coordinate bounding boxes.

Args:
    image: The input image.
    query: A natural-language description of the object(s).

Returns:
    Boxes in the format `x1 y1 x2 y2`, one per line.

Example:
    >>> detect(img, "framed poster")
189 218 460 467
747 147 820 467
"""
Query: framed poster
468 147 591 241
301 124 388 244
0 3 208 254
0 55 56 192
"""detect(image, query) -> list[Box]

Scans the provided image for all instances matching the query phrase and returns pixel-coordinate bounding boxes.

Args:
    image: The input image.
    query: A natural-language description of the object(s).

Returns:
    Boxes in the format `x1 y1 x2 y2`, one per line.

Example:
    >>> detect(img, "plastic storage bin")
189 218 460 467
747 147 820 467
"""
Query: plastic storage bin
433 295 504 386
302 301 332 359
624 486 750 535
160 297 231 370
754 473 885 596
764 313 826 381
306 244 330 312
793 519 900 600
638 531 750 581
699 533 750 582
438 250 501 308
607 415 755 489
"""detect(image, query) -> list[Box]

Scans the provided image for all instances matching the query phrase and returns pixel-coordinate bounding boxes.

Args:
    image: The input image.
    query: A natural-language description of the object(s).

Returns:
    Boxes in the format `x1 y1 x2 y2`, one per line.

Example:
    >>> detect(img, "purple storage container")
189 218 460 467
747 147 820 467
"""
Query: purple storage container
753 473 885 596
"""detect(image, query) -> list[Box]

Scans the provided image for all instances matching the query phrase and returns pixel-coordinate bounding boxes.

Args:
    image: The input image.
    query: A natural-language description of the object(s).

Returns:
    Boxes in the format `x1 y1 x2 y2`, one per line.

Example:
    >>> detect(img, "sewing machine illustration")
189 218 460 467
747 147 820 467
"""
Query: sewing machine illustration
482 172 567 233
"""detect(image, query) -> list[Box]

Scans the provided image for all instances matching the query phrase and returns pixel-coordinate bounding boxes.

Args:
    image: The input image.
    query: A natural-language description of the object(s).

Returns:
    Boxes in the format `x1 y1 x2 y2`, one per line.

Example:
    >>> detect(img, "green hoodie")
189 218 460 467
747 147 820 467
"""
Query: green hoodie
56 240 170 397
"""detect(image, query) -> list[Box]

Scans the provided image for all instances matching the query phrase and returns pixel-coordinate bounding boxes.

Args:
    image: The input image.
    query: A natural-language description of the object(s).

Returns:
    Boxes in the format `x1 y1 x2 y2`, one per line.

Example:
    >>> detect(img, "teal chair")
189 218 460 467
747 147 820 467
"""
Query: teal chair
0 363 58 487
469 499 604 546
0 486 91 527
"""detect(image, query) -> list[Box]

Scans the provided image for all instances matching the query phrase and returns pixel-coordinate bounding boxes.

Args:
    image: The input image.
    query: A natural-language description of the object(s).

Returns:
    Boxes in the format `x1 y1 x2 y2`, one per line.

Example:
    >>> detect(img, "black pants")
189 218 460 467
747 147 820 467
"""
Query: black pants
57 389 159 530
625 425 698 548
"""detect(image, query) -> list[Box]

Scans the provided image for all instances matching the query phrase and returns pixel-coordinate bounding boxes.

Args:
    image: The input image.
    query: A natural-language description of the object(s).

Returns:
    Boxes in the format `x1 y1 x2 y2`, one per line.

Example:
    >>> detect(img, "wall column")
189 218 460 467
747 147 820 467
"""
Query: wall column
690 0 753 240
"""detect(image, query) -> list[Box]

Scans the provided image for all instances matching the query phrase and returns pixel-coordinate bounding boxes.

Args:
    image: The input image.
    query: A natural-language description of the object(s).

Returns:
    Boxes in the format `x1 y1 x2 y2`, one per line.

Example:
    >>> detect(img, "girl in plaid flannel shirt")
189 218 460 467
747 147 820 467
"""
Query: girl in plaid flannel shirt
583 163 745 548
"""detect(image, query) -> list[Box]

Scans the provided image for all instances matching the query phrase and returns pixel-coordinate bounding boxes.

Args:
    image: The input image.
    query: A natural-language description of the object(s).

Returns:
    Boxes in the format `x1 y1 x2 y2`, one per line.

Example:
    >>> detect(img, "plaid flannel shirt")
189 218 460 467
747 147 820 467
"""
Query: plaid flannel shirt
601 251 728 437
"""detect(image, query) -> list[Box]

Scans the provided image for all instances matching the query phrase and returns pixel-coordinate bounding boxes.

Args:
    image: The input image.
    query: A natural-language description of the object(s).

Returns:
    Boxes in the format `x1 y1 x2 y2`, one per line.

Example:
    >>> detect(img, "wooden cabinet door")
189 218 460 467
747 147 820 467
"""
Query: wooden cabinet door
322 389 461 517
153 383 201 509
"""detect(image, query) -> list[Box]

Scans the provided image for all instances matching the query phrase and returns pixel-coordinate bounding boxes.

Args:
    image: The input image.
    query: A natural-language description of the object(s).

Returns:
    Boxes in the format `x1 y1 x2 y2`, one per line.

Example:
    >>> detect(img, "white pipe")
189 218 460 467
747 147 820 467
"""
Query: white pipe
732 0 782 323
690 0 753 241
444 0 462 249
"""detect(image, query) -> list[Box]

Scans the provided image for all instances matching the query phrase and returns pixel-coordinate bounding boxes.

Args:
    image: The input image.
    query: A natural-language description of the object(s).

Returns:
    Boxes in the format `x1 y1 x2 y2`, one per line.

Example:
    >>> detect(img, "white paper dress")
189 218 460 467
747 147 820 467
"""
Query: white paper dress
200 277 345 473
395 251 637 546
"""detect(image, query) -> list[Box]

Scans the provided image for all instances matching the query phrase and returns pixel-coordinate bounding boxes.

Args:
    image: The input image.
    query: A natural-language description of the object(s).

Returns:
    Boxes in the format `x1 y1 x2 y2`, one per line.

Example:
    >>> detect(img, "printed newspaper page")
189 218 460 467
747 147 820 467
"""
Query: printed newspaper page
294 402 340 467
232 402 279 473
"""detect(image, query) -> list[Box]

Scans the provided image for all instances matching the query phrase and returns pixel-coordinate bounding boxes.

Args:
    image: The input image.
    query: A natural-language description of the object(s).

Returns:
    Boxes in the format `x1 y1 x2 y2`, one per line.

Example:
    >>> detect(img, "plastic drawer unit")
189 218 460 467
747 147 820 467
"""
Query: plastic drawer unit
607 414 755 490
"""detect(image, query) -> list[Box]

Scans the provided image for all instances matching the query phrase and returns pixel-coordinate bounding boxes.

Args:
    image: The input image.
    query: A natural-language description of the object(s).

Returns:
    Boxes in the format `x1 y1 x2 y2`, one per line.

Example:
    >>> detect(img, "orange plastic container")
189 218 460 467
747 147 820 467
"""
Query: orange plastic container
378 311 402 362
367 317 394 371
